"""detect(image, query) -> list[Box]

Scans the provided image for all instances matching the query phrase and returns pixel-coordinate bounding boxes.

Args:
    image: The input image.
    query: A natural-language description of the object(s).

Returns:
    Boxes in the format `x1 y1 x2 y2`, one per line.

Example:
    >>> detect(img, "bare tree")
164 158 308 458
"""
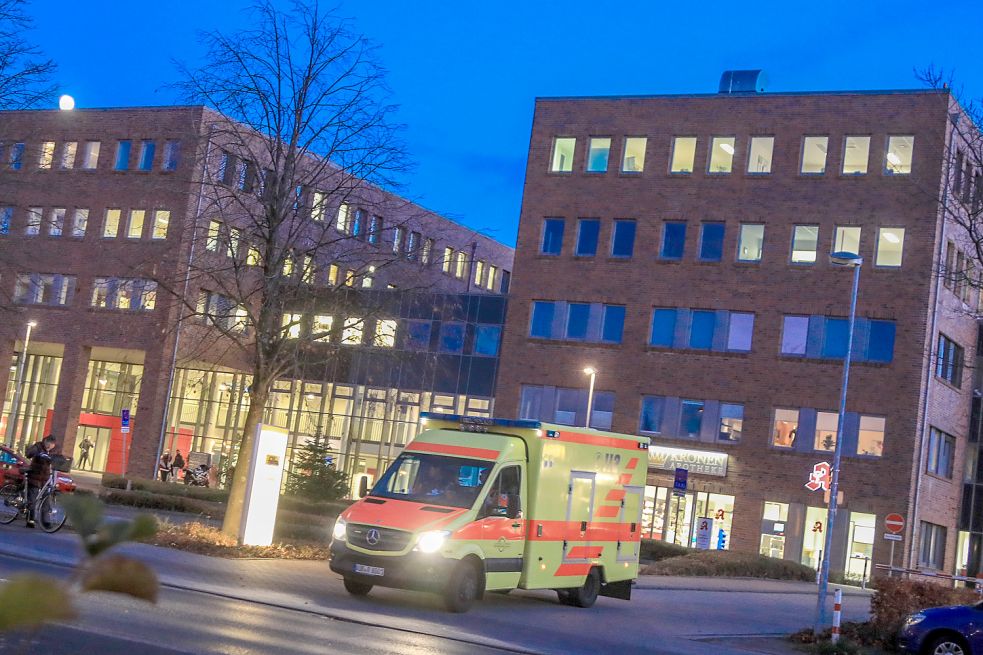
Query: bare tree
0 0 56 110
166 1 464 540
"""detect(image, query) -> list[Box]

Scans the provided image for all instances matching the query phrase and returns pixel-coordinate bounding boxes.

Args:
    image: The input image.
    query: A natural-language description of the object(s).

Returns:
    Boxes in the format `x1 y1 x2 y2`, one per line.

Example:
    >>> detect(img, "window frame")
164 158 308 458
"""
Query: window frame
841 135 871 176
620 136 647 174
669 136 697 174
874 227 905 268
550 136 577 173
746 136 775 175
800 136 829 175
885 135 915 176
698 222 726 262
736 223 765 263
790 224 820 264
610 219 636 258
660 221 686 260
585 136 612 173
574 218 600 257
707 136 736 175
541 218 565 256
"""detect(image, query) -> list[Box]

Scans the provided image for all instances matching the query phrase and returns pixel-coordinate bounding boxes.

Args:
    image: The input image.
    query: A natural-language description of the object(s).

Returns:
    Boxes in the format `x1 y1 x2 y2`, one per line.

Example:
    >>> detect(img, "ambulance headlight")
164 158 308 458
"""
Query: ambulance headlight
332 518 347 541
415 530 450 553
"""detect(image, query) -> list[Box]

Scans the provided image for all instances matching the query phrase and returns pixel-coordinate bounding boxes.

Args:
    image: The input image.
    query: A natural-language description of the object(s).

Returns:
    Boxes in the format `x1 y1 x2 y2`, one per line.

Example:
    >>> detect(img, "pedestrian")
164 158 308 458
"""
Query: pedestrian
78 436 93 470
24 434 58 528
172 450 185 483
158 451 172 482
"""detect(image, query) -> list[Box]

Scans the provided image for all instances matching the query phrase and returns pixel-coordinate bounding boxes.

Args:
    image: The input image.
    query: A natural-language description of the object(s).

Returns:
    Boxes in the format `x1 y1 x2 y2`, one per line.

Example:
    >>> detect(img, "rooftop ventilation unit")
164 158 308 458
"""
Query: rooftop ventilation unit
719 70 767 94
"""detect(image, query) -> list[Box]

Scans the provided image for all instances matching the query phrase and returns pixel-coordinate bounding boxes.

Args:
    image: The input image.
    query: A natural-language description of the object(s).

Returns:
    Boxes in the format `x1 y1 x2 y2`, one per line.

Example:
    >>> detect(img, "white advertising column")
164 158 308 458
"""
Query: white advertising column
239 423 289 546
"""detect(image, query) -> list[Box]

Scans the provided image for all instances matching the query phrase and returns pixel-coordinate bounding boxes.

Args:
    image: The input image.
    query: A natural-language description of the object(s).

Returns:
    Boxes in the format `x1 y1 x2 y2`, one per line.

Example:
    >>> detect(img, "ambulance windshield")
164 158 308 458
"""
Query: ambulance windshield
370 453 494 509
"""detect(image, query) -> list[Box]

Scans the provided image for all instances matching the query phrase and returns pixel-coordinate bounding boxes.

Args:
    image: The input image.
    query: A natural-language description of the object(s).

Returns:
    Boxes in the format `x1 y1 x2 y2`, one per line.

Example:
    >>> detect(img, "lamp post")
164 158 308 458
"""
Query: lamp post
583 367 596 428
5 321 37 449
814 252 863 634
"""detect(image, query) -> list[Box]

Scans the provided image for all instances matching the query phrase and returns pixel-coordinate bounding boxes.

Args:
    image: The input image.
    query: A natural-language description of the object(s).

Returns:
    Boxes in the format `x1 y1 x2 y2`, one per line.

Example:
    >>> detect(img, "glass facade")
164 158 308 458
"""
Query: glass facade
1 353 62 451
640 485 734 549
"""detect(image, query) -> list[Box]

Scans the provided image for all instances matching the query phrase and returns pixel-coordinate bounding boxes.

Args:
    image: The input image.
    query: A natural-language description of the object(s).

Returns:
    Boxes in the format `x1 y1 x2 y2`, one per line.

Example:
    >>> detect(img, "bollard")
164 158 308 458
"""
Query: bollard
831 588 842 643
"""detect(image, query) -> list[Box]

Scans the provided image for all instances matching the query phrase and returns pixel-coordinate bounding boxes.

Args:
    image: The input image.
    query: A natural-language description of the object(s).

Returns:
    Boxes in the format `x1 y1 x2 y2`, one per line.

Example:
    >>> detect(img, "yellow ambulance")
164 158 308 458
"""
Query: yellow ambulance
328 413 650 612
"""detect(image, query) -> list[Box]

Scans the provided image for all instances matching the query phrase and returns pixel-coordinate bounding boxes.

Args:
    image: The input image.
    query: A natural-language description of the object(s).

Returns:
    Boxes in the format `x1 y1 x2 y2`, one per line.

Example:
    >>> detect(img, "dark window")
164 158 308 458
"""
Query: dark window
699 223 725 262
438 322 466 353
404 320 432 350
927 428 955 478
867 321 896 363
575 219 600 256
937 334 964 387
162 140 180 171
474 325 501 357
650 309 677 347
661 222 686 259
918 521 946 569
611 220 636 258
822 318 849 358
501 270 511 294
138 140 155 171
8 143 24 170
639 396 664 433
601 305 625 344
689 311 715 349
565 303 590 339
680 400 704 437
530 301 555 338
541 218 564 255
114 140 131 171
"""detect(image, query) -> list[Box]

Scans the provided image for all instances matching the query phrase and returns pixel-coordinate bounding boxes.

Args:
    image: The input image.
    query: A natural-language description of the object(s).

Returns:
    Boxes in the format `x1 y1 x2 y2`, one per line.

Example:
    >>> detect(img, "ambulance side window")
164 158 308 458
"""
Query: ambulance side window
483 466 521 518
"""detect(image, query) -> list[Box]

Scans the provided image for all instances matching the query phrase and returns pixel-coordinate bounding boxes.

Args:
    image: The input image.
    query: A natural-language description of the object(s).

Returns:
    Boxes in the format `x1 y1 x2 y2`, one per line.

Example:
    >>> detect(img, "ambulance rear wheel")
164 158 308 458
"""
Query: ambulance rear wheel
444 560 482 613
343 578 373 596
567 567 601 608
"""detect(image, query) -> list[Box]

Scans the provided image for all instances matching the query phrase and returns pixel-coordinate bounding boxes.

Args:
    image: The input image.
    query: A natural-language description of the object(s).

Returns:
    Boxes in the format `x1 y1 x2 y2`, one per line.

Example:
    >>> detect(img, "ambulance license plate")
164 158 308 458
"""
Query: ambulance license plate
354 563 385 576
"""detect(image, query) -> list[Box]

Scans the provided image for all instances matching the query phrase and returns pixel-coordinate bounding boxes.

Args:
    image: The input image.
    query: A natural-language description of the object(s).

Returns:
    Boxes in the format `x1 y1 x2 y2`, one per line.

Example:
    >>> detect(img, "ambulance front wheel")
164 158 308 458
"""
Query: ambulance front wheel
558 567 601 608
343 578 373 596
443 559 483 613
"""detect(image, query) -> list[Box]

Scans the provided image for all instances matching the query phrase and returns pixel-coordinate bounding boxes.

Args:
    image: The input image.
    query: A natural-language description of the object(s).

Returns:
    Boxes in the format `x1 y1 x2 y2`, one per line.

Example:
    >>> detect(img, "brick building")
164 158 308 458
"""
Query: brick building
496 78 981 578
0 106 513 488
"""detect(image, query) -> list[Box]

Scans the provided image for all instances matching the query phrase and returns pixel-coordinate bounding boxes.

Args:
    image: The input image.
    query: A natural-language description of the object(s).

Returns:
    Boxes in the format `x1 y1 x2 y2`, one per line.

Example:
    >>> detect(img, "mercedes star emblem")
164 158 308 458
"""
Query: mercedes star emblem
366 528 381 546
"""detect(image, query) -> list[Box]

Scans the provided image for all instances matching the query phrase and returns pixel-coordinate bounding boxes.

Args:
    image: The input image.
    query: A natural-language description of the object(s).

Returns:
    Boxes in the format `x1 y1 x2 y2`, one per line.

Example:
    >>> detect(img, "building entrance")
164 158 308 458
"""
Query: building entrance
74 425 112 472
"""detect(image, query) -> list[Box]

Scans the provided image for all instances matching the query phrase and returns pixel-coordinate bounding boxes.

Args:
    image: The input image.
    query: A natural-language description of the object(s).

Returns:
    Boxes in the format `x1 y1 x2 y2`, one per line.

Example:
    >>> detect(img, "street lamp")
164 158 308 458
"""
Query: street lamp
814 252 863 634
5 320 37 449
583 367 596 429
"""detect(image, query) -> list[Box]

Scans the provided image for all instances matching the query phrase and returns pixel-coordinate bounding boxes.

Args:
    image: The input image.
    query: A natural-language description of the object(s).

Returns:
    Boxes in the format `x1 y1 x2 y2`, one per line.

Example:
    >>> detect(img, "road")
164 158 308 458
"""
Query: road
0 523 870 655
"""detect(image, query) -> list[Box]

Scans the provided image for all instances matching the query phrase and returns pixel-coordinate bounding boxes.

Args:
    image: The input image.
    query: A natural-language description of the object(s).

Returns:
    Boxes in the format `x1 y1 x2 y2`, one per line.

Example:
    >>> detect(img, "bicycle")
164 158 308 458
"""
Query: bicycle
0 458 69 533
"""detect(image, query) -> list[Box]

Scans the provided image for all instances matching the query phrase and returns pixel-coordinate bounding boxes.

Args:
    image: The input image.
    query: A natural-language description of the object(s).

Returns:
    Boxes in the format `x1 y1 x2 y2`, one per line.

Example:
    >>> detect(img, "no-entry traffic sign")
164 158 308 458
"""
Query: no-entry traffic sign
885 513 905 534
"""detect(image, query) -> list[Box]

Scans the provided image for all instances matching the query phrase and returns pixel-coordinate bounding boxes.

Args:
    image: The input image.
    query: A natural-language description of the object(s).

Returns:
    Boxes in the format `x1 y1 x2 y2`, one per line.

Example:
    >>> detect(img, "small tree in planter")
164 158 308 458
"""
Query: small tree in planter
285 433 349 501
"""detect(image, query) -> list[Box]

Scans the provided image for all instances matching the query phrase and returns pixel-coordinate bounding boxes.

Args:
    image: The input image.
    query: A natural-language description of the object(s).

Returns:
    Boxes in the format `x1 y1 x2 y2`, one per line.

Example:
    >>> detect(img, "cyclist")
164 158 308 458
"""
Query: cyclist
24 434 57 529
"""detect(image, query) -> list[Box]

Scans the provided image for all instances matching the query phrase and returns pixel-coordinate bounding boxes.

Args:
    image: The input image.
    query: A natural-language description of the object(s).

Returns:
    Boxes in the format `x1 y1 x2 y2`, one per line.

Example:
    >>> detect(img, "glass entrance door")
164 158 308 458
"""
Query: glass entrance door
666 492 695 547
74 425 112 472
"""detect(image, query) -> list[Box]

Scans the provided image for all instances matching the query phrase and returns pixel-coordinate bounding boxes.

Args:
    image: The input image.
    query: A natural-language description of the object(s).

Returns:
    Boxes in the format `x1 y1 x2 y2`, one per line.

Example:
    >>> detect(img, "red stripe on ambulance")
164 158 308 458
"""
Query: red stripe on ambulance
404 441 500 460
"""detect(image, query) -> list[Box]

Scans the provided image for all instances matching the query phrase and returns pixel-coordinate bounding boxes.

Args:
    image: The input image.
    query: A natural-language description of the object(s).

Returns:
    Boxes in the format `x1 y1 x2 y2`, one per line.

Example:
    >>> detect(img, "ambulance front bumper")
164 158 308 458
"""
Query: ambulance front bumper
329 540 454 591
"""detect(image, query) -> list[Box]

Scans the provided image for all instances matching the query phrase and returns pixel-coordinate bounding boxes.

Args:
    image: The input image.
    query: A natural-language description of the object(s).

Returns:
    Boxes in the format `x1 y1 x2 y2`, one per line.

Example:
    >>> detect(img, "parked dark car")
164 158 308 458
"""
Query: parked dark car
899 602 983 655
0 444 77 493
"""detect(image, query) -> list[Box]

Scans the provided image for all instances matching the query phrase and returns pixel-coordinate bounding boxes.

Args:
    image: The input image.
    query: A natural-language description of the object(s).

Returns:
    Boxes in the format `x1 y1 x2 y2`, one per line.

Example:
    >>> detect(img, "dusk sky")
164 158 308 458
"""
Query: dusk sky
26 0 983 247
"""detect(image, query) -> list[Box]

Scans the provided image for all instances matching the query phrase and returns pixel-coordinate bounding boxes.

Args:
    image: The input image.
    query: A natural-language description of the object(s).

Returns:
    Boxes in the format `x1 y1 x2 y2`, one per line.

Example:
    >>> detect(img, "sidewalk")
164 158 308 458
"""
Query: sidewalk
636 575 872 597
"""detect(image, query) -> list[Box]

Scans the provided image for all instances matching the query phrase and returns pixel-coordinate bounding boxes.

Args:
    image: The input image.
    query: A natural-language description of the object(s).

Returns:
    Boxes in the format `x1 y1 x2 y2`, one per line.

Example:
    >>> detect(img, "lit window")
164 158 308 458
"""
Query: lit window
485 265 497 291
842 136 870 175
72 209 88 237
473 260 484 286
875 228 905 267
699 223 725 261
91 278 110 307
25 207 41 235
282 313 303 339
781 316 809 355
206 220 221 251
727 313 754 352
312 315 333 342
747 137 774 174
815 412 839 452
138 140 155 171
103 209 121 238
422 237 433 264
858 416 884 457
832 226 861 255
442 247 453 274
39 141 55 169
81 141 100 170
575 219 599 257
162 140 180 171
127 210 145 239
772 409 798 448
800 136 828 174
708 137 735 173
344 269 355 286
621 137 647 172
336 203 350 233
550 137 576 172
791 225 818 263
61 142 77 169
374 319 397 347
455 251 467 279
679 400 704 438
639 396 664 433
114 140 131 171
361 265 375 288
282 254 294 277
542 218 565 255
247 246 261 266
885 136 914 175
737 224 764 262
327 263 339 285
302 255 315 284
586 137 611 173
670 137 697 173
611 220 636 258
719 404 743 442
342 318 363 344
661 222 686 259
152 210 169 240
49 208 65 236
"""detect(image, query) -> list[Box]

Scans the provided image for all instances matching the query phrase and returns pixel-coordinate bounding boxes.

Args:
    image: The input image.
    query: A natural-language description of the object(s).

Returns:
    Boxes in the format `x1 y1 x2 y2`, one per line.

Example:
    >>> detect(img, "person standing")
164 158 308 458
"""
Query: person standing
78 436 93 470
158 451 172 482
171 450 185 483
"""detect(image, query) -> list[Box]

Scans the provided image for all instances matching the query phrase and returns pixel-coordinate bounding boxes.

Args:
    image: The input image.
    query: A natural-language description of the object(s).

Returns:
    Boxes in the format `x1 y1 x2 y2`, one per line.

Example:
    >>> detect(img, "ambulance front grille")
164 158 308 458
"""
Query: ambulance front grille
347 524 413 552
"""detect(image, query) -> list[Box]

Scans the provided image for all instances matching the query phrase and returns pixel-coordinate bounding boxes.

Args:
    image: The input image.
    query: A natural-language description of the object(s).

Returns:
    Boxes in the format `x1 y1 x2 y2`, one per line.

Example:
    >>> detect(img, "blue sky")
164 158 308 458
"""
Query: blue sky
27 0 983 247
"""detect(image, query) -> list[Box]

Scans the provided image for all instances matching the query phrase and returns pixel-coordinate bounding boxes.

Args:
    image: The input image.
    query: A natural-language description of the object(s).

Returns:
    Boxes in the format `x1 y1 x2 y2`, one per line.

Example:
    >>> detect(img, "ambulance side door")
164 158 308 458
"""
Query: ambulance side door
477 463 526 590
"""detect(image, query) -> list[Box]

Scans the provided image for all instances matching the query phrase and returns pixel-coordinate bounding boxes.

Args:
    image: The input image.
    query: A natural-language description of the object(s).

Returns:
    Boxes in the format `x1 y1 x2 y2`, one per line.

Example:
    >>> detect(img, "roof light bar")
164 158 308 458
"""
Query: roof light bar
419 412 542 430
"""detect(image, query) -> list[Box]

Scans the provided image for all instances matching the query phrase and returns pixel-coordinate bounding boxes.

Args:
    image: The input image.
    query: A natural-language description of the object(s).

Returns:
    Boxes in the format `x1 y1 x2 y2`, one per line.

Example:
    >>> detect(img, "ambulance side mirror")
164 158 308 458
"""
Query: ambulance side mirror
358 477 369 498
506 493 521 520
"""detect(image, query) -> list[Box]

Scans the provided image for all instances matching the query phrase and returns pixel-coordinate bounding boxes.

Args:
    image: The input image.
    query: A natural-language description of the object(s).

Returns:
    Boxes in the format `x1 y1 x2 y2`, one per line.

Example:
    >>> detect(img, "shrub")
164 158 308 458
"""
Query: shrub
812 638 860 655
648 550 816 581
639 539 691 562
101 474 229 503
869 577 979 647
100 489 224 518
147 520 328 559
277 495 353 516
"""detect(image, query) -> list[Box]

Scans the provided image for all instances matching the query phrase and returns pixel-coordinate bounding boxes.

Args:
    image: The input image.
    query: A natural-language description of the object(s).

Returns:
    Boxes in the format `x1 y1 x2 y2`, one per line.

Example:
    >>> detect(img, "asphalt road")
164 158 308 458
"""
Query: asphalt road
0 523 870 655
